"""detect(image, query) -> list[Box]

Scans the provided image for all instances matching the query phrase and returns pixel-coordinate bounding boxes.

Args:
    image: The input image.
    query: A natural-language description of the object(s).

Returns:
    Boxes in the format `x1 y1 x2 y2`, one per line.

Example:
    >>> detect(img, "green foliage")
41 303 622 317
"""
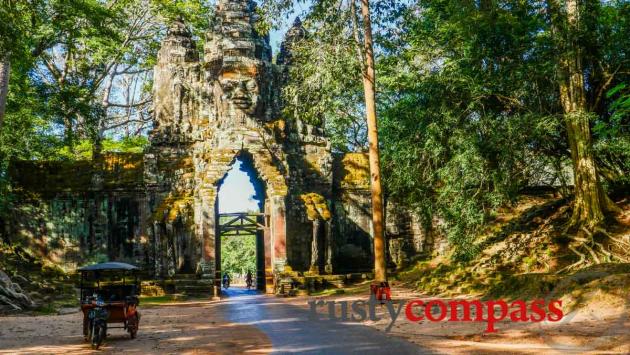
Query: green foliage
279 3 366 152
594 137 630 191
595 83 630 139
150 0 213 31
0 0 214 156
0 0 629 266
82 252 109 266
377 0 565 260
383 0 628 259
261 0 406 152
221 235 257 277
259 0 628 259
0 0 36 57
0 0 213 216
56 136 149 160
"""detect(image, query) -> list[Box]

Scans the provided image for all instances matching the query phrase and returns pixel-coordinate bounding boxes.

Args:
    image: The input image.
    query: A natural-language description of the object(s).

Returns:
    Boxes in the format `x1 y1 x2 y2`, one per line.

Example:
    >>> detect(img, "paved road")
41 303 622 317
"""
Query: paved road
221 287 430 354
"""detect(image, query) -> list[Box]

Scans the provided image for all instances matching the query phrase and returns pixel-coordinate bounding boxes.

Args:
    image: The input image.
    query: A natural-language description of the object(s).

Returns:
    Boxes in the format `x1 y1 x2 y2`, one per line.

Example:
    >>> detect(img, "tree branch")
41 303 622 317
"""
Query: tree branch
592 64 622 110
106 98 152 108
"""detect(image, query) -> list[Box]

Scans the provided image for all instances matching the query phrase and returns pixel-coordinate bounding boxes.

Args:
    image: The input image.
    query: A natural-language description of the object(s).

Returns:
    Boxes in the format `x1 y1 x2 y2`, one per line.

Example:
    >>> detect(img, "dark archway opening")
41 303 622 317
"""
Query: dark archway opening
216 151 267 291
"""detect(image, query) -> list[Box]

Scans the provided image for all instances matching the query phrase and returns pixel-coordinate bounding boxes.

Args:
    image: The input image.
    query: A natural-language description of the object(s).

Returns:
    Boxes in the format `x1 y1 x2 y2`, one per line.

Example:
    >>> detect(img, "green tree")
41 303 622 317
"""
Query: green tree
0 0 37 129
221 235 257 277
1 0 213 157
378 0 629 260
377 0 566 259
547 0 621 230
260 0 406 282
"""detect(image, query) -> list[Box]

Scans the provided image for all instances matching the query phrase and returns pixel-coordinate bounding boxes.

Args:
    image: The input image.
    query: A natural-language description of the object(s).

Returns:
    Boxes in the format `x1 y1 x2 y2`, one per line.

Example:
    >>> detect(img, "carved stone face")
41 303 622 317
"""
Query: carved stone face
219 76 260 115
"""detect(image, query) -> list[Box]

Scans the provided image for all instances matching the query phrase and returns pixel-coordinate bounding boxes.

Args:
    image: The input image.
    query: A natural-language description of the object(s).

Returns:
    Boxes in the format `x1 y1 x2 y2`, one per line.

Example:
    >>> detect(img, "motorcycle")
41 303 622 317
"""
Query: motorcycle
86 296 109 349
79 262 141 350
246 278 253 290
222 277 230 289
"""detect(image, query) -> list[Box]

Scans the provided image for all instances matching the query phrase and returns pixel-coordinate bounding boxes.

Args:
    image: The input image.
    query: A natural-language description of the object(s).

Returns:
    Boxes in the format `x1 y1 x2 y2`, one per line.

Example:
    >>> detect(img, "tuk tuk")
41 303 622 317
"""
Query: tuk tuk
78 262 141 349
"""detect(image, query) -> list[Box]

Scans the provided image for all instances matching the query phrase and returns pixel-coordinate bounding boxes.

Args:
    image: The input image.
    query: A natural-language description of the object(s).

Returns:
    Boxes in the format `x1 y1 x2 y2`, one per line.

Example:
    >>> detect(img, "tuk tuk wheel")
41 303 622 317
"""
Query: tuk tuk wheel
127 313 139 339
91 321 106 349
83 319 89 341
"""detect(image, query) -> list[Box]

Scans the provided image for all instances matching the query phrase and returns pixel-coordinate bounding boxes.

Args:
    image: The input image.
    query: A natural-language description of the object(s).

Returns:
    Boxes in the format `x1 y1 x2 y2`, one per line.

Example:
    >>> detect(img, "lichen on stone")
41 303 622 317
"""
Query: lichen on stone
100 153 145 186
300 193 331 221
152 195 194 223
339 153 370 189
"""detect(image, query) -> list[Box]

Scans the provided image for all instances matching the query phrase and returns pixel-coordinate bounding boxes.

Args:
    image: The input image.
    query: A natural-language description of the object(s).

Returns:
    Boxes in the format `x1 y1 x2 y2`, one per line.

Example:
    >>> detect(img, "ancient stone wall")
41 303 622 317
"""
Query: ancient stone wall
331 153 373 271
3 1 440 290
331 153 448 271
6 154 146 270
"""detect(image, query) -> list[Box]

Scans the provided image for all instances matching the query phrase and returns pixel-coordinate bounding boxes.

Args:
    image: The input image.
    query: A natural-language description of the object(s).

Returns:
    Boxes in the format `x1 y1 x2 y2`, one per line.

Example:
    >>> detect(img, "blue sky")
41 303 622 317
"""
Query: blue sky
218 160 261 213
268 1 311 52
270 26 289 52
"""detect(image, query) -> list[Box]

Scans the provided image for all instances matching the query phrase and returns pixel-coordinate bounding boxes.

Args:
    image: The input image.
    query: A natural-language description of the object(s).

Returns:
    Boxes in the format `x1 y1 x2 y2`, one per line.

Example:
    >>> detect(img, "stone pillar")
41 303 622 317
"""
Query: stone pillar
135 195 150 266
309 219 320 274
270 195 287 273
147 223 155 277
255 227 266 291
324 220 333 274
197 188 217 293
214 196 222 292
153 222 162 278
165 222 176 277
264 201 273 293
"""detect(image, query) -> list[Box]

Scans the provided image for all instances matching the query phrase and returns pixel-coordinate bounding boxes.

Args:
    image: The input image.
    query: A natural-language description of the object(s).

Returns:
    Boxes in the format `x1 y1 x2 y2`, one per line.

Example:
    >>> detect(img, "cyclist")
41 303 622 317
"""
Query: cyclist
245 271 253 289
222 273 231 289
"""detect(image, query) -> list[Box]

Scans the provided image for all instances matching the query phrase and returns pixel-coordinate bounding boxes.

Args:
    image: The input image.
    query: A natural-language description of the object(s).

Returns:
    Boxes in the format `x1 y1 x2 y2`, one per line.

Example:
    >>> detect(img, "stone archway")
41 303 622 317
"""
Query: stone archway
214 151 272 293
194 148 289 295
145 1 335 296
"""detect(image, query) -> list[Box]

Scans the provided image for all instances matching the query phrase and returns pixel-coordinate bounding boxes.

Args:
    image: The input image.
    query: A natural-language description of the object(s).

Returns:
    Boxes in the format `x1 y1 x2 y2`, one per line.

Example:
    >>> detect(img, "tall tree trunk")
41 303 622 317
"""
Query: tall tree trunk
0 56 10 129
553 0 618 230
63 115 74 148
360 0 386 282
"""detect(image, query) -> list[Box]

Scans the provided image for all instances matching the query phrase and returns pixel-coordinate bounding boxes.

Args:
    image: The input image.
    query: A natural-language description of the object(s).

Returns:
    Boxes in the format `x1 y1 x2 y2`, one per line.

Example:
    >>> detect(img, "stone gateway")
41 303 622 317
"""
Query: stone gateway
6 0 439 296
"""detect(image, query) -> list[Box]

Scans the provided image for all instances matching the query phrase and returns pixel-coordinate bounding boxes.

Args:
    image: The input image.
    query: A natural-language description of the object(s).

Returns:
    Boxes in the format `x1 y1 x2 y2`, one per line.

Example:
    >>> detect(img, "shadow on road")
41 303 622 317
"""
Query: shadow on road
219 287 430 354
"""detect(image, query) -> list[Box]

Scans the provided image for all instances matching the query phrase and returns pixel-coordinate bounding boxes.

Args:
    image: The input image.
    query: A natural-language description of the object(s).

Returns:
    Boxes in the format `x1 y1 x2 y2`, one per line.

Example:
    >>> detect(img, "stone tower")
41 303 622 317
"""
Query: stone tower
146 0 334 294
6 0 442 295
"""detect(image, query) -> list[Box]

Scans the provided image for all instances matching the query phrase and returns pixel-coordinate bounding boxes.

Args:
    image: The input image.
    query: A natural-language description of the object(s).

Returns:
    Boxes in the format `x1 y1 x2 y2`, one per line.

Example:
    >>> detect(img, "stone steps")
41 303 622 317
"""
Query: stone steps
168 274 215 295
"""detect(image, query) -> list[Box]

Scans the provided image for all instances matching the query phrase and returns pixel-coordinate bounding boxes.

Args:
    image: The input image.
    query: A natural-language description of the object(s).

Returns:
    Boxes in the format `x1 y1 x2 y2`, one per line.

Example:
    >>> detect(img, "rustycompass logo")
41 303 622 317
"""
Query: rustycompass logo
537 269 630 352
309 296 564 333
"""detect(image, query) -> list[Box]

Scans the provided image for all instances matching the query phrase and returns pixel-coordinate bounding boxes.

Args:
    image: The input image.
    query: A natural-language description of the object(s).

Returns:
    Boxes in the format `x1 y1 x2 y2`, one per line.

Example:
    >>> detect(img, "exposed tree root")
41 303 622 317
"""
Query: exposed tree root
556 225 630 274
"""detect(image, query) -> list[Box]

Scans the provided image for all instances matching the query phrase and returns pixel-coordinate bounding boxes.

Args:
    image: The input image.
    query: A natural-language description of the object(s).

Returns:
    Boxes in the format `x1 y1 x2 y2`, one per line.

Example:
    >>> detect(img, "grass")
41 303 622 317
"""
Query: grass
33 303 60 315
308 280 372 297
31 294 193 314
309 288 346 297
393 194 630 306
140 294 189 306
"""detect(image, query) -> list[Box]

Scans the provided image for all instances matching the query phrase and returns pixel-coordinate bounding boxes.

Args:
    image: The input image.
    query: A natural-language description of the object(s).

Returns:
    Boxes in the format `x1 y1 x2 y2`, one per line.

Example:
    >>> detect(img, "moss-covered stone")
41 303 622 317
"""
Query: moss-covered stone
9 153 145 194
300 193 331 221
152 195 194 223
333 153 370 190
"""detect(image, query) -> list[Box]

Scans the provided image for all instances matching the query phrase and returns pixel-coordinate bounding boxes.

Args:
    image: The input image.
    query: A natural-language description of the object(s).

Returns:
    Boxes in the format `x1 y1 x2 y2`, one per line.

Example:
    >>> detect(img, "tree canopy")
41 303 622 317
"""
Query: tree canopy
262 0 630 260
1 0 629 262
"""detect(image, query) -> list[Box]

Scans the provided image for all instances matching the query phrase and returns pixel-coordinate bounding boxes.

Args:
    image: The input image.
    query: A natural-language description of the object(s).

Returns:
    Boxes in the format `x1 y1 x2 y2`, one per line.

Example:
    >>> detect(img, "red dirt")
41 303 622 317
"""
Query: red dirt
0 300 271 354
